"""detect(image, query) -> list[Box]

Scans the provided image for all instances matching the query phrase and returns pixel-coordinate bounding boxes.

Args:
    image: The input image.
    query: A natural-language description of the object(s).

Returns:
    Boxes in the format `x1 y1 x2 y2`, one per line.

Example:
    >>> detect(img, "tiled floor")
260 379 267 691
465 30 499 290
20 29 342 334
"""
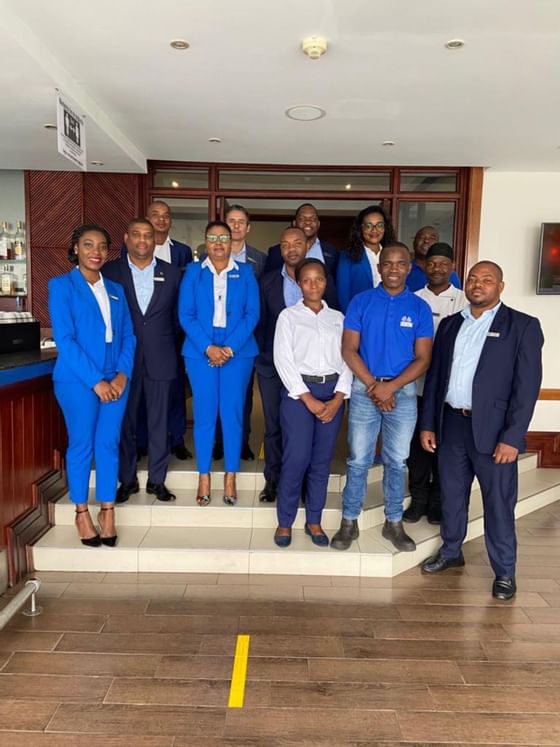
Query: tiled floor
2 502 560 744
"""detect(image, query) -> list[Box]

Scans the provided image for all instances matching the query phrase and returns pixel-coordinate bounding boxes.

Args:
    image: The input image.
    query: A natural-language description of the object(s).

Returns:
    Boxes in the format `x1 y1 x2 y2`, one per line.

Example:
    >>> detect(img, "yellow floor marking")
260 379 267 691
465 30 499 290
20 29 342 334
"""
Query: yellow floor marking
228 634 250 708
259 441 265 460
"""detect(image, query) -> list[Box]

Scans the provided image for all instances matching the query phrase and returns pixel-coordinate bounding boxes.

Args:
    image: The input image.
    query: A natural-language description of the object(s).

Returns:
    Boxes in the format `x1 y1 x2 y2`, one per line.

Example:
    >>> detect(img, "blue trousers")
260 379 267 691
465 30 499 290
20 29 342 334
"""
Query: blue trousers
438 408 518 577
257 372 284 485
186 354 254 473
277 380 344 528
55 348 129 504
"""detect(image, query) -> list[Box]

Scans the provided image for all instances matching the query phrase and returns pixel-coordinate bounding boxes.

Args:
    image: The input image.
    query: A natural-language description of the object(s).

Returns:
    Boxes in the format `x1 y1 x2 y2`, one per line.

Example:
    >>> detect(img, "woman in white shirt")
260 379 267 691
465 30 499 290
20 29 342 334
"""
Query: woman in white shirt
273 258 352 547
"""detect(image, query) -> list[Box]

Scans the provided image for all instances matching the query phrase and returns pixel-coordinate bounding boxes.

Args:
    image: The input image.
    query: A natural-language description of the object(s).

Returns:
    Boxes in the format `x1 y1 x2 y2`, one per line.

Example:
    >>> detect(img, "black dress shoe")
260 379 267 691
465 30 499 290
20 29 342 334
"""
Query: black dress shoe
492 575 516 600
171 443 193 460
330 519 359 551
382 520 416 552
422 550 465 573
241 442 254 461
259 481 277 503
146 482 176 502
115 479 140 504
427 504 442 525
212 442 224 461
402 502 426 523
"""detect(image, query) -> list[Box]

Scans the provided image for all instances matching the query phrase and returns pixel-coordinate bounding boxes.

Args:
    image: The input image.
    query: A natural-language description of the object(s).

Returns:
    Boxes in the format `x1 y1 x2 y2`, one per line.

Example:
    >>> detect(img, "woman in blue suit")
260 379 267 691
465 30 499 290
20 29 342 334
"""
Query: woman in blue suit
336 204 396 312
49 224 136 546
179 220 259 506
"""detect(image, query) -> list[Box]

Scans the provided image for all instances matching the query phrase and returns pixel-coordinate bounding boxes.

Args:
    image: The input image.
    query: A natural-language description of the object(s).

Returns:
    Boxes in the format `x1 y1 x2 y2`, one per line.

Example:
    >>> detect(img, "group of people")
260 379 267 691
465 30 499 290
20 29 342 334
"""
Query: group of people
48 199 544 600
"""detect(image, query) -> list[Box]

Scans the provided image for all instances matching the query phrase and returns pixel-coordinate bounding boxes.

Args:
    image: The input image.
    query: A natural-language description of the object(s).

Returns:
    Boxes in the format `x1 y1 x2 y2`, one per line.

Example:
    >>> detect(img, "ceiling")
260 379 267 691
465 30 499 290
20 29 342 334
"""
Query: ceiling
1 0 559 173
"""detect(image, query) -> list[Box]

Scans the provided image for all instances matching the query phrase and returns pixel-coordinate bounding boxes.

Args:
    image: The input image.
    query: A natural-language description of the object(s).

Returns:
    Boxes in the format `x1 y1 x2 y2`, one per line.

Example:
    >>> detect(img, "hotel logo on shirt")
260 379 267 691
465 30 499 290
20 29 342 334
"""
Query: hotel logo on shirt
400 315 413 328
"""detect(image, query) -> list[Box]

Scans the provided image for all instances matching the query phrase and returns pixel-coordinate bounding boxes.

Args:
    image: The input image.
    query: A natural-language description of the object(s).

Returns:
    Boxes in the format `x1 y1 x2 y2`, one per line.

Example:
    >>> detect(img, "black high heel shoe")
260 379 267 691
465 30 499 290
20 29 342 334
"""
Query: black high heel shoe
75 507 101 547
97 506 118 547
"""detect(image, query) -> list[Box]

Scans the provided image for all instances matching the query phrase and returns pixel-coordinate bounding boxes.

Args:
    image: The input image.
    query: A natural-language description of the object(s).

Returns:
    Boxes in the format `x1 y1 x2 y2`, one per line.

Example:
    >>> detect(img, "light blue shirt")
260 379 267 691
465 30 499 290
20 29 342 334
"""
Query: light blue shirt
306 237 325 264
233 243 247 264
281 264 303 307
127 255 155 315
445 303 502 409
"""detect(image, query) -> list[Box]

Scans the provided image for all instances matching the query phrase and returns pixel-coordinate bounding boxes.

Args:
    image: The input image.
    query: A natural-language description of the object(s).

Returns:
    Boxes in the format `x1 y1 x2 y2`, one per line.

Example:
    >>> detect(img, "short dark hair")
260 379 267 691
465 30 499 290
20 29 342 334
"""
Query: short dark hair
379 241 411 263
280 226 306 241
205 220 232 237
225 204 250 222
470 260 504 281
294 203 317 220
347 204 396 262
127 217 153 233
294 257 327 283
68 223 111 265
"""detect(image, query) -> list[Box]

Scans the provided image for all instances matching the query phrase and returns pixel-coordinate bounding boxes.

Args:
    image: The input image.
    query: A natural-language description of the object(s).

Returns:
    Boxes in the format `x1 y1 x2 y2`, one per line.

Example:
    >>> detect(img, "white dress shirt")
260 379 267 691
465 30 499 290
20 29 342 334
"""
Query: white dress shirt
86 273 112 342
154 236 172 264
273 299 353 400
201 256 239 328
364 245 382 287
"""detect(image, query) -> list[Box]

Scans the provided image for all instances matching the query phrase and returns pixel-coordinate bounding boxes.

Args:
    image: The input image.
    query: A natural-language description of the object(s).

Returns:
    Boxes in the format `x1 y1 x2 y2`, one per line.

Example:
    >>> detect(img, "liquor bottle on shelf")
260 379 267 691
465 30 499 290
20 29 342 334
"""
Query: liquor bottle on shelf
0 222 9 260
14 221 26 260
1 264 16 295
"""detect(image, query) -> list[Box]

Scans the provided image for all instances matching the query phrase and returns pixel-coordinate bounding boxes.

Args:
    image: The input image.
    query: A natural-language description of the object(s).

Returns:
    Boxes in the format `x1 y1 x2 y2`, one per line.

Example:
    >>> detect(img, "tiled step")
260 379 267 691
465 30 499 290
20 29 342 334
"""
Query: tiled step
33 461 560 578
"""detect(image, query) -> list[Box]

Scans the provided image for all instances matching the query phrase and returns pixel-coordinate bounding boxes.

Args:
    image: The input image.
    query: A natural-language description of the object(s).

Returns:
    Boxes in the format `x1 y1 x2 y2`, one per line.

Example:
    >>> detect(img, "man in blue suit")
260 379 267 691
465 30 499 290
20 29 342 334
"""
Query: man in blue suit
264 203 339 280
256 227 338 502
103 218 182 503
420 261 544 600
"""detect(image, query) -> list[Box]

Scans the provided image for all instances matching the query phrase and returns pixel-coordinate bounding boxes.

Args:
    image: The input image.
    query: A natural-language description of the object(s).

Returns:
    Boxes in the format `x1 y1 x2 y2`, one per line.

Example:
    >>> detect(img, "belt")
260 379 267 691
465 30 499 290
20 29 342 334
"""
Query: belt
373 376 395 382
446 403 472 417
301 373 338 384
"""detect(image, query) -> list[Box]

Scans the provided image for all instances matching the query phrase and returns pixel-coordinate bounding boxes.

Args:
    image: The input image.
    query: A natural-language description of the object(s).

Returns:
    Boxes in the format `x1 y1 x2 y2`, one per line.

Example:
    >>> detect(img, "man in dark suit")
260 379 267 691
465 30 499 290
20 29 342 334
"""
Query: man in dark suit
256 226 338 502
103 218 182 503
420 261 544 599
263 203 339 280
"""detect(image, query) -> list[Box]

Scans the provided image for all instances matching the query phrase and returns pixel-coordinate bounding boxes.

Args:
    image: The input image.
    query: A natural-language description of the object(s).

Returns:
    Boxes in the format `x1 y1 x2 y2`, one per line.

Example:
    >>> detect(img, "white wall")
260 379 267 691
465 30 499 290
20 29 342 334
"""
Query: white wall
478 171 560 431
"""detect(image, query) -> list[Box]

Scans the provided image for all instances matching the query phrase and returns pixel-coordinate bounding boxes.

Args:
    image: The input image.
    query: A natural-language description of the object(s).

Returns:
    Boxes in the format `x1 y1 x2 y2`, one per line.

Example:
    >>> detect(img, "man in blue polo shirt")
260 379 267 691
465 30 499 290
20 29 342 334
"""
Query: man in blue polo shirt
331 241 434 552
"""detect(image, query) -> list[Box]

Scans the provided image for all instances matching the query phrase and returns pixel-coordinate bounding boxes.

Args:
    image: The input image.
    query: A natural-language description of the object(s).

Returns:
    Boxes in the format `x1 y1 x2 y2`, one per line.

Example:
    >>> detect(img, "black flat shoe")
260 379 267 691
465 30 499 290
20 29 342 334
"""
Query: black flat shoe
259 481 277 503
241 442 254 461
116 479 139 504
97 506 118 547
146 482 176 502
427 505 442 525
403 502 426 523
171 443 193 460
422 550 465 573
75 507 101 547
492 575 516 600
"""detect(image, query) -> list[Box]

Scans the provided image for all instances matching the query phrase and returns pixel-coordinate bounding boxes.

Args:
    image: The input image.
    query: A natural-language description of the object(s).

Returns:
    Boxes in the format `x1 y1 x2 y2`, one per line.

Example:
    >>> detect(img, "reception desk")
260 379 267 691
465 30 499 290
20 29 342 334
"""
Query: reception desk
0 350 65 585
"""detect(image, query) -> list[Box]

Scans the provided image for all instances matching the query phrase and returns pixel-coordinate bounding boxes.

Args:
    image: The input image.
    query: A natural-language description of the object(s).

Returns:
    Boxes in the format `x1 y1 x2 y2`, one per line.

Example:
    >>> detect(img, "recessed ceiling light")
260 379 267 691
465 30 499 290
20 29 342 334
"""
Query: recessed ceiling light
90 160 104 166
171 180 179 188
285 105 326 122
382 140 396 146
208 137 221 144
345 184 352 190
43 123 57 130
445 39 465 49
170 39 190 50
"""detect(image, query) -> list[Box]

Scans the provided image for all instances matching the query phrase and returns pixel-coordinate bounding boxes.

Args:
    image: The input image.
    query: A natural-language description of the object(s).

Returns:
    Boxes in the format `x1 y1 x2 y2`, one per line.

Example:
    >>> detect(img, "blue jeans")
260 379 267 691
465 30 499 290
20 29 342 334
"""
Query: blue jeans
341 378 417 522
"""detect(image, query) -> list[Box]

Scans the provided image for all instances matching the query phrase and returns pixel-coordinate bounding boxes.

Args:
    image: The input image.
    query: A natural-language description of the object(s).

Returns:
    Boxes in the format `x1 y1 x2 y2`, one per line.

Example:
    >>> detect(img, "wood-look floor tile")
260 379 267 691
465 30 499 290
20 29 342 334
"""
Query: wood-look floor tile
106 677 268 707
0 736 174 747
33 571 107 583
224 706 400 741
55 632 202 655
429 684 560 713
483 641 560 661
271 601 401 619
155 654 309 681
103 613 240 634
466 564 560 579
0 672 112 701
303 586 425 604
41 598 148 615
442 575 560 592
0 699 58 730
46 703 226 737
62 582 187 599
309 657 463 684
200 633 344 658
460 661 560 686
146 600 275 617
269 680 433 710
399 711 560 744
525 607 560 623
396 603 531 623
184 584 304 601
219 573 333 587
7 612 107 632
237 615 375 637
372 620 510 641
103 572 218 585
538 592 560 607
4 650 160 676
502 623 560 641
0 631 62 652
419 589 548 606
343 637 486 660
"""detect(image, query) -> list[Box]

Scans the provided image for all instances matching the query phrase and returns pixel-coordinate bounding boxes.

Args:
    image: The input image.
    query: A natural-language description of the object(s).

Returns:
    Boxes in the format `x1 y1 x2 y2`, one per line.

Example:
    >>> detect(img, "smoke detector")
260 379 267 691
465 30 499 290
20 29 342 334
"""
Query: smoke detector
302 36 327 60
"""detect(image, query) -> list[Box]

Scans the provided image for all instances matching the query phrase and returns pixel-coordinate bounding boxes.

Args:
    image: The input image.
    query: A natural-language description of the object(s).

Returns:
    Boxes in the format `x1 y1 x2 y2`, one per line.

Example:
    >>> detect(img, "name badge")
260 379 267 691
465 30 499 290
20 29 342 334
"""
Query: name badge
400 315 413 328
487 331 500 338
109 294 119 301
229 274 240 279
154 277 165 282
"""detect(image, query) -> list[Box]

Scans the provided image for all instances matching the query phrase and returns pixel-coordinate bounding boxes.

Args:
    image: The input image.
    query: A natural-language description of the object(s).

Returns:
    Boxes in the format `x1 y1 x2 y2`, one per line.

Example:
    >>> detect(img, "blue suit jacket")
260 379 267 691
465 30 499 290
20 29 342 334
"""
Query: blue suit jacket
336 251 375 313
420 304 544 454
199 244 267 280
120 238 193 269
102 256 182 381
255 269 339 378
179 261 259 359
264 239 339 278
48 268 136 389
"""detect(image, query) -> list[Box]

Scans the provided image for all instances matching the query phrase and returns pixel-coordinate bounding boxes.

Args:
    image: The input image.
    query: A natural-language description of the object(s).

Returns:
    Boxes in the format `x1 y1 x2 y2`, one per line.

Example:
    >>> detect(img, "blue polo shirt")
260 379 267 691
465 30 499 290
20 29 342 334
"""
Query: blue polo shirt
344 285 433 377
406 260 462 292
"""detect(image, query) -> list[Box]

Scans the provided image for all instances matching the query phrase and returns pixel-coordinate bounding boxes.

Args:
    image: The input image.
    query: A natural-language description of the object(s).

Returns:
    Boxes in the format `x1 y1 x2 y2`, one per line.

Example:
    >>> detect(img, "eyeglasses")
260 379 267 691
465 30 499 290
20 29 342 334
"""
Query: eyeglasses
206 234 230 243
362 221 385 231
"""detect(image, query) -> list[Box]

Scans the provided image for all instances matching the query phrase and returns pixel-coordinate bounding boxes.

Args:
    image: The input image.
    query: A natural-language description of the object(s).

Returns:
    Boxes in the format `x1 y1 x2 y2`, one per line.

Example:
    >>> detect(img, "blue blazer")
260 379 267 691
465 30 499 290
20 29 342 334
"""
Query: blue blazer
199 244 267 280
102 256 182 381
120 238 193 269
179 261 259 359
255 269 339 378
336 251 376 313
264 239 339 278
420 304 544 454
48 268 136 390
